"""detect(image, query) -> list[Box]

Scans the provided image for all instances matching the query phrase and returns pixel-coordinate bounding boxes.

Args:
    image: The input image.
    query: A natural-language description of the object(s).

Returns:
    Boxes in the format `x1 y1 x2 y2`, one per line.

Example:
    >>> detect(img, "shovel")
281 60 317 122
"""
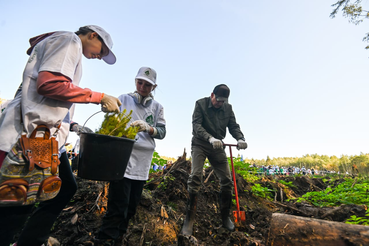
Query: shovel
224 143 246 223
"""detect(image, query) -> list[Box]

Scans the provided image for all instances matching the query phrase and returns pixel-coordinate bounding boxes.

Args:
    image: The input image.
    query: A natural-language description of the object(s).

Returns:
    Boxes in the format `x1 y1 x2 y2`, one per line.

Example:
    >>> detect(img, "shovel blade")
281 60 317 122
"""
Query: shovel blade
233 211 246 223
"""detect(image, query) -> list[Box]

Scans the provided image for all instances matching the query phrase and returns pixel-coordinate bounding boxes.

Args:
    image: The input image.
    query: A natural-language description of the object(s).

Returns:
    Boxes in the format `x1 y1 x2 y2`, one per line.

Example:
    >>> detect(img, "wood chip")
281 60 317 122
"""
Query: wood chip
71 214 78 225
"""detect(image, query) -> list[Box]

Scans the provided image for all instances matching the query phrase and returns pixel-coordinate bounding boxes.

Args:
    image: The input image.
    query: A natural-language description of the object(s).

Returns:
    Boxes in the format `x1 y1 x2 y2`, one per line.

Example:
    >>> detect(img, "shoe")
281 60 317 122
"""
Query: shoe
93 237 115 246
180 192 198 236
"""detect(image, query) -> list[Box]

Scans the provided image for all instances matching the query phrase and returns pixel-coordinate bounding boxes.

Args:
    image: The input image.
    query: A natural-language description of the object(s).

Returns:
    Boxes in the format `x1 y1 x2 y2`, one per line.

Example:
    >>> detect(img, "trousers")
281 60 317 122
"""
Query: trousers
187 137 233 194
98 177 145 240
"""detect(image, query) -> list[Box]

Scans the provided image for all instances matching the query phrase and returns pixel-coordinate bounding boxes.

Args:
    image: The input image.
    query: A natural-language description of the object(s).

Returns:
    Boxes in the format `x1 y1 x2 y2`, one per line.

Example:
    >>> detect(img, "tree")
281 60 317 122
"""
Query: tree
350 154 369 173
331 0 369 49
266 156 271 166
339 154 350 173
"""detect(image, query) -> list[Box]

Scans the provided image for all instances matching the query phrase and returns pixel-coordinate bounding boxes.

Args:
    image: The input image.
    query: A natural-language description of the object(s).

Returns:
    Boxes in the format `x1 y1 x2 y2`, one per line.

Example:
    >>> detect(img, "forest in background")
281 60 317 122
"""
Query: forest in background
243 153 369 175
160 152 369 176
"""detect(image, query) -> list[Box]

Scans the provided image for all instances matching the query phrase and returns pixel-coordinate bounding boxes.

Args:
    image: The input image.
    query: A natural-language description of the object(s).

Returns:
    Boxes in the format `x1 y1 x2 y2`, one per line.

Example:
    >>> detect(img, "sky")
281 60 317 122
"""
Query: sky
1 0 369 160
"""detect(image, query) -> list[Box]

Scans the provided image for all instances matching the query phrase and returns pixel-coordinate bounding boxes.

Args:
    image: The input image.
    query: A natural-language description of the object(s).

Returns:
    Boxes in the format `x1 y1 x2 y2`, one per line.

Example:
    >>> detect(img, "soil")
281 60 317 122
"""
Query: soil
47 151 366 246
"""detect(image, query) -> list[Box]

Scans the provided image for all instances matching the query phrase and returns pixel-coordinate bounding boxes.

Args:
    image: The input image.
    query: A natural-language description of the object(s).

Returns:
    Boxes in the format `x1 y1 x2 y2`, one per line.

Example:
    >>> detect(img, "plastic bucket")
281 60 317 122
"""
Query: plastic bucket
77 132 135 181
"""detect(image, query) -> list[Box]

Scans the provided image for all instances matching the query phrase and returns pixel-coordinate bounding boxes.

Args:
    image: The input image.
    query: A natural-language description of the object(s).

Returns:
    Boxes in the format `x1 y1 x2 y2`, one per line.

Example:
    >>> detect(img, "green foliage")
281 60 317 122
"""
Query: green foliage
331 1 369 49
229 157 259 182
330 0 366 25
295 177 369 207
346 210 369 225
278 180 296 188
150 152 168 174
158 175 175 190
241 153 369 176
152 152 167 166
167 201 177 211
251 183 274 200
96 110 138 139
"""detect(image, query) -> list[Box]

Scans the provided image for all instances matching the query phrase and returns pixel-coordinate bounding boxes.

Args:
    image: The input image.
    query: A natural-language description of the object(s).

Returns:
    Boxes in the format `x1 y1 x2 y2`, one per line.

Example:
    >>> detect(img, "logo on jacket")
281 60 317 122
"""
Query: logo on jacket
145 114 154 126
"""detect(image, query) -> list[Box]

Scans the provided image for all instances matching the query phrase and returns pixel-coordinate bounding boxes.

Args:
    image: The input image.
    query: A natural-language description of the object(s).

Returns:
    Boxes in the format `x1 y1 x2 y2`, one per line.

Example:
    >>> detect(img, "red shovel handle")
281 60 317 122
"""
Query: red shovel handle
223 143 242 221
223 144 237 147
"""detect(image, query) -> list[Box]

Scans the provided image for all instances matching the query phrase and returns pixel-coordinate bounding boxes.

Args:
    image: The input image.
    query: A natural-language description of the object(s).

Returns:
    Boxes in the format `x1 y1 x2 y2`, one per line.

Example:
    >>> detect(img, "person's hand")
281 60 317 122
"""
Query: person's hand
72 124 93 135
209 137 223 149
237 139 247 150
130 120 151 132
101 94 122 113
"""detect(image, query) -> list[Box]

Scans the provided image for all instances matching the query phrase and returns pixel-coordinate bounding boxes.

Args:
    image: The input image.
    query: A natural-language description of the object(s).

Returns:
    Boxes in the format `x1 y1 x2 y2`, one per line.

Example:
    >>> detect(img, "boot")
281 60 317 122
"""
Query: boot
180 192 197 236
219 191 235 232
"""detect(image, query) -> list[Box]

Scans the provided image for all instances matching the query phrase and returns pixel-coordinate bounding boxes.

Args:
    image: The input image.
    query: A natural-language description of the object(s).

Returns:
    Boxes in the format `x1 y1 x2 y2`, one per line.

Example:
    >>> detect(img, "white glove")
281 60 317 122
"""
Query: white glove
130 120 151 133
72 124 93 135
237 139 247 150
101 94 122 113
209 137 223 149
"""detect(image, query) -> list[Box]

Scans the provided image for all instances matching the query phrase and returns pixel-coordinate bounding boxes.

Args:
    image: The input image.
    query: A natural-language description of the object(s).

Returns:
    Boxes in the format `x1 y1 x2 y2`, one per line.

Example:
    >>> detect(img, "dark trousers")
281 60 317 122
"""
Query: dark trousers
188 137 233 194
0 151 77 246
98 177 145 240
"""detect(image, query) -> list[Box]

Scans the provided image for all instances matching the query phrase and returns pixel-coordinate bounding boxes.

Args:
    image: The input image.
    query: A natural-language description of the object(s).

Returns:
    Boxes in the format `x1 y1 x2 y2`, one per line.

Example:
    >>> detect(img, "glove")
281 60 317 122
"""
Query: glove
237 139 247 150
101 94 122 113
209 137 223 149
130 120 151 133
72 124 93 135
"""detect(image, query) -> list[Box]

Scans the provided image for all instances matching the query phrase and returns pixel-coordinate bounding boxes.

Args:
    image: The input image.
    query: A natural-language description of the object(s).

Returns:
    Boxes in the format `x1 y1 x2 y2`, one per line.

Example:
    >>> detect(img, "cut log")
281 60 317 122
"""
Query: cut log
267 213 369 246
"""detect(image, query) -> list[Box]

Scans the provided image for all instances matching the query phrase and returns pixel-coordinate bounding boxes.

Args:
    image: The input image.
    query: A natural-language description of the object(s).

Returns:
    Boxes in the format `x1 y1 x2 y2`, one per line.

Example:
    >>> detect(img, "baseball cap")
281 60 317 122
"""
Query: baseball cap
85 25 116 65
135 67 157 85
213 84 230 102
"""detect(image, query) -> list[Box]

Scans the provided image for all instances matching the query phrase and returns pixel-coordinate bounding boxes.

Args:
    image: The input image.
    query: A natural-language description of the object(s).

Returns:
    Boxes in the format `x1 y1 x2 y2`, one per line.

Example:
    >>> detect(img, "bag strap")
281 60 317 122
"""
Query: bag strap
29 125 50 139
51 137 59 175
20 134 34 171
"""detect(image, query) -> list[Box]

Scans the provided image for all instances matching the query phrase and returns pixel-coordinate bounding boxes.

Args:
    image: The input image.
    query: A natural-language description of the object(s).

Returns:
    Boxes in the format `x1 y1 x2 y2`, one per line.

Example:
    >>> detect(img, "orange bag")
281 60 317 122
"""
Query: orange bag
0 125 62 206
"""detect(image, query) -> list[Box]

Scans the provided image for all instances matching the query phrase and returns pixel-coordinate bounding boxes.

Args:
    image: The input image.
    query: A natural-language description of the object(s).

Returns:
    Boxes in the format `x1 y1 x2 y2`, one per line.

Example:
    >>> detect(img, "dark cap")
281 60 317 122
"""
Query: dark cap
213 84 230 102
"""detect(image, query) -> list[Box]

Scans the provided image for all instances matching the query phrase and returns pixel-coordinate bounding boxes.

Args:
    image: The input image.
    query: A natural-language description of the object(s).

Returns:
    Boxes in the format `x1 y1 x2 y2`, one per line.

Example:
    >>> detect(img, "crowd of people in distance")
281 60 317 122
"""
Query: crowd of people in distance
249 164 349 176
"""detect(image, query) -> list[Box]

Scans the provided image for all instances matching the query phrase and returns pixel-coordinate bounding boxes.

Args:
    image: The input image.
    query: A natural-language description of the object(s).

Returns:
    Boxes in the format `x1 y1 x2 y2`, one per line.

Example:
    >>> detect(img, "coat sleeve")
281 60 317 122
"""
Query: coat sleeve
192 100 212 141
153 105 166 140
37 71 103 104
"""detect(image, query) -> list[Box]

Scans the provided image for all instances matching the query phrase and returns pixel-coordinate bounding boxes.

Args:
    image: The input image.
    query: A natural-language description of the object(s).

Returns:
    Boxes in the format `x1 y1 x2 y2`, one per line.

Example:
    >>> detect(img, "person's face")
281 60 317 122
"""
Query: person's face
136 79 155 97
211 93 225 108
82 32 109 60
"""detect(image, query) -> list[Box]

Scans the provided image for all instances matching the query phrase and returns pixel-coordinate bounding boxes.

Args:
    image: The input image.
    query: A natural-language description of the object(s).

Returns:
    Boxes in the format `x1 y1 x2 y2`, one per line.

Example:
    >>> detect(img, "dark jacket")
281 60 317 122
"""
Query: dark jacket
192 97 244 143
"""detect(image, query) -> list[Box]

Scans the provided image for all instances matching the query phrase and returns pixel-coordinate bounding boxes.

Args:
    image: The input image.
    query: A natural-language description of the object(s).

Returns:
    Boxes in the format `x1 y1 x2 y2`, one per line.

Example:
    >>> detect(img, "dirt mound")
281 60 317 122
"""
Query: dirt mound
46 152 366 246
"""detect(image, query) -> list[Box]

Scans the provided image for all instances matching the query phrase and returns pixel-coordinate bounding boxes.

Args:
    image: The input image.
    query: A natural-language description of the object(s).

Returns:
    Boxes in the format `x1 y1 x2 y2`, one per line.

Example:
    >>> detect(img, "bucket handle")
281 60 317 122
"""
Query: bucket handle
82 111 103 128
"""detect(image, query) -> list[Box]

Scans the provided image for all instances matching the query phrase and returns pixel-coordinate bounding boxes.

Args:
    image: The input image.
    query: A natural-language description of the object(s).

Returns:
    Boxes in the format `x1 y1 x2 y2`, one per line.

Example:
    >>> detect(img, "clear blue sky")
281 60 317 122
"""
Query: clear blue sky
1 0 368 160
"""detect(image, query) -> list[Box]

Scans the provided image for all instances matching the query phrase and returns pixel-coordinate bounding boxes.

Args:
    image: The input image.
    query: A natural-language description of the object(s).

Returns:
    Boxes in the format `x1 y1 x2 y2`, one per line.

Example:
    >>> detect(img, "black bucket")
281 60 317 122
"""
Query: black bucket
77 132 135 181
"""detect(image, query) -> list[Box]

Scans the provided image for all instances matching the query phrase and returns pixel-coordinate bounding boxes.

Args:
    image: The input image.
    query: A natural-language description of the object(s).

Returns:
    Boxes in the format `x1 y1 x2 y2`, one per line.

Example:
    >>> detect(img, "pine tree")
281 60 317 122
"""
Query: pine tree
96 109 138 139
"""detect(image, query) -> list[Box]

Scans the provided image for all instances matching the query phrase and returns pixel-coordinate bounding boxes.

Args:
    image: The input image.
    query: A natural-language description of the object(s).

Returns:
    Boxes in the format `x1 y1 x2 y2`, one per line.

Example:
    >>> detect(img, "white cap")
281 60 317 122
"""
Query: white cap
135 67 157 85
85 25 116 65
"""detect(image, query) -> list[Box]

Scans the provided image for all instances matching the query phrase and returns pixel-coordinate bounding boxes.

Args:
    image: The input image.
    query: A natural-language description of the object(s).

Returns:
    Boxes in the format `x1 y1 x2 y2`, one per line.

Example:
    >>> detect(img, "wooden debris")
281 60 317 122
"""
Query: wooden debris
161 205 169 219
139 223 147 246
267 213 369 246
71 214 78 225
204 170 214 183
